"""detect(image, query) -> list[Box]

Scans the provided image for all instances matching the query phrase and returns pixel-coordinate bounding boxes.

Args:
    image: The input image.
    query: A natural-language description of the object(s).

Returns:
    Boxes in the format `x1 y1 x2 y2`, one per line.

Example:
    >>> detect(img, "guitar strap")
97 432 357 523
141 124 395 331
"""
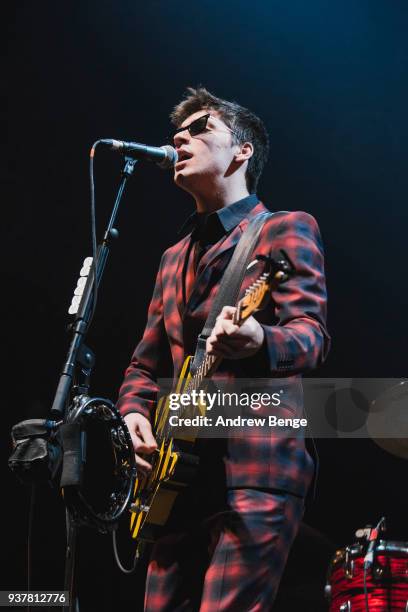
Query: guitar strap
190 211 274 374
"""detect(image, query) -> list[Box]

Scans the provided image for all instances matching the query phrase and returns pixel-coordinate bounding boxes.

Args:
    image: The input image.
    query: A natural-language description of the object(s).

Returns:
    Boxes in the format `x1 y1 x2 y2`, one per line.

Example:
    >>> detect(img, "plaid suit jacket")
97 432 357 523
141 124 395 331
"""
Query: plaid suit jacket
117 202 330 497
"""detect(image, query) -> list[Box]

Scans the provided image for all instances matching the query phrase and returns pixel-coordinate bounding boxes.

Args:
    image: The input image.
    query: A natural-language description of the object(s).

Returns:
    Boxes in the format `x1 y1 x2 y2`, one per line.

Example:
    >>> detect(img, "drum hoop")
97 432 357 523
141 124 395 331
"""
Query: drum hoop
329 540 408 570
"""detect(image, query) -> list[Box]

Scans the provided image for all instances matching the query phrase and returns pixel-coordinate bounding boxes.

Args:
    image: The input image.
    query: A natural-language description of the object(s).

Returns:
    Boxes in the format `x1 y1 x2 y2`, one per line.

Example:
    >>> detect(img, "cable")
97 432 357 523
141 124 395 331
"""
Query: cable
302 400 320 503
112 528 140 574
309 434 320 502
363 563 370 611
89 142 100 327
362 516 386 612
27 485 35 612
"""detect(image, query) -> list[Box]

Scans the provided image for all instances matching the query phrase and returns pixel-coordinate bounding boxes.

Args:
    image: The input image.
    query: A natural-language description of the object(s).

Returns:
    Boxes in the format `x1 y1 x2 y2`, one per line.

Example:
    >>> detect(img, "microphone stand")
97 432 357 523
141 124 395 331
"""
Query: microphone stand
50 156 138 611
51 156 137 420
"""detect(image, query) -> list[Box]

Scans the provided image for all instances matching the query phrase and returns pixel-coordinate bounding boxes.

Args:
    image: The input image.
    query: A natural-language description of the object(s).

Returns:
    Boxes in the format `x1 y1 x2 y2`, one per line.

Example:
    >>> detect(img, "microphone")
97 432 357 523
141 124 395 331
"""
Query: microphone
99 139 178 169
363 517 386 569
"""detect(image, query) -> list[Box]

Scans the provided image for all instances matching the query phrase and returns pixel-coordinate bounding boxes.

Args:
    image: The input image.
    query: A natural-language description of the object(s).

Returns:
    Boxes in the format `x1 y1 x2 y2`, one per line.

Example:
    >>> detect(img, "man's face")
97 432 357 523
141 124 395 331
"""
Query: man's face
173 110 238 194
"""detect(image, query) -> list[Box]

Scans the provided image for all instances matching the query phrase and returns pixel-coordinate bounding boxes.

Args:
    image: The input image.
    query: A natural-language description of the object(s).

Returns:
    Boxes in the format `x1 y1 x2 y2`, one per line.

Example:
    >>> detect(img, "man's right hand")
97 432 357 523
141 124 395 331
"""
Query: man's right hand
124 412 158 474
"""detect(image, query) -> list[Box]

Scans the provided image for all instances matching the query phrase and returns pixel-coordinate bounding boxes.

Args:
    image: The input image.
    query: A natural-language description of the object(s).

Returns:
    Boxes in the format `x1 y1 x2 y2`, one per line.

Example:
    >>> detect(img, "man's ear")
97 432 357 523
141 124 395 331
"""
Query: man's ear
234 141 254 162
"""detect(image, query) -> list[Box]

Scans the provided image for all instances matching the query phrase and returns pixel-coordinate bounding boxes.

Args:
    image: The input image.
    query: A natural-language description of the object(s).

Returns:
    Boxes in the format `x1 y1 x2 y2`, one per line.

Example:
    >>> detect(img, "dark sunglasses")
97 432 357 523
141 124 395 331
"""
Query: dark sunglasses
173 113 236 139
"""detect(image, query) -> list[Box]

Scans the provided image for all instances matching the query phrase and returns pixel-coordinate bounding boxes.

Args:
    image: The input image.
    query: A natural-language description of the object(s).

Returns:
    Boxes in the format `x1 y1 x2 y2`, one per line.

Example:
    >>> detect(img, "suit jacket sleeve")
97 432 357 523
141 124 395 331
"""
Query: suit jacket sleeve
116 255 168 420
258 210 330 374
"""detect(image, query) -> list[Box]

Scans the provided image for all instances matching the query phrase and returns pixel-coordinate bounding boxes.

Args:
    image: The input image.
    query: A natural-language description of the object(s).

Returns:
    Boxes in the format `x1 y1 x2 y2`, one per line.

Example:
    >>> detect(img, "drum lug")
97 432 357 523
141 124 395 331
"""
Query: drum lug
345 547 354 579
340 602 351 611
345 561 354 579
373 564 383 579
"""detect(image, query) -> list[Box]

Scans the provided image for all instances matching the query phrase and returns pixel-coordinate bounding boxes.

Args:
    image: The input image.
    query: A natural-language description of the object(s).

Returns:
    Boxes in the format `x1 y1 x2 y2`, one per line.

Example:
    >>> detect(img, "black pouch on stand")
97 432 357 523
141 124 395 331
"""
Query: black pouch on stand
8 418 62 485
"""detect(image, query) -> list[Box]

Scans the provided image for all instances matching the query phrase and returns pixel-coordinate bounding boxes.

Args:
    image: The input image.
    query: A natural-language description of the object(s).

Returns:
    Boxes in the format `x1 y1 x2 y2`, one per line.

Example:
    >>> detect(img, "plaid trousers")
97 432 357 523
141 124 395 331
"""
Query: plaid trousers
144 488 304 611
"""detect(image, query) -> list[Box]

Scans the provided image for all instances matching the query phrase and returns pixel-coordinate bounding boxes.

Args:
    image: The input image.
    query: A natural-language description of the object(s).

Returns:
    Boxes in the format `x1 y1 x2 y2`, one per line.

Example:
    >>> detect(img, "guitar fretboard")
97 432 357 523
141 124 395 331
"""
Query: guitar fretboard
185 270 271 395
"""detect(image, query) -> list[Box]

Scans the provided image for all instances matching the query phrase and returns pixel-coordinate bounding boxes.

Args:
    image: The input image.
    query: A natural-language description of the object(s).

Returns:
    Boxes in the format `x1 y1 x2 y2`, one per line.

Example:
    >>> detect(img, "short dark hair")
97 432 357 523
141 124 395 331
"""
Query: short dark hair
170 87 269 193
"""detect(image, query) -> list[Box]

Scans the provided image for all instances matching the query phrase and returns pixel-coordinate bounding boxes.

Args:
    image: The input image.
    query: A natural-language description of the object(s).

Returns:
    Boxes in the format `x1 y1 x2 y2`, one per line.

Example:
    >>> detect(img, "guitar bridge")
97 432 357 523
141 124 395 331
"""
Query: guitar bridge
130 502 150 513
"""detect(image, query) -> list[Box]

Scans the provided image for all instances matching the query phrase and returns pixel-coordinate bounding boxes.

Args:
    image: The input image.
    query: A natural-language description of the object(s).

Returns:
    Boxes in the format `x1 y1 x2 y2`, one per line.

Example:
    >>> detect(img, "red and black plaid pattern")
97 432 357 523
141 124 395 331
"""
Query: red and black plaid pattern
117 203 330 495
144 488 304 612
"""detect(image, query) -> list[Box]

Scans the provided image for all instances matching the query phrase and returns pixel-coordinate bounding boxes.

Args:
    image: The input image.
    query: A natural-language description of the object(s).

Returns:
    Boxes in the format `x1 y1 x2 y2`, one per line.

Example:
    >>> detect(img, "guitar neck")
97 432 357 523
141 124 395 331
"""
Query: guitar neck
187 298 248 393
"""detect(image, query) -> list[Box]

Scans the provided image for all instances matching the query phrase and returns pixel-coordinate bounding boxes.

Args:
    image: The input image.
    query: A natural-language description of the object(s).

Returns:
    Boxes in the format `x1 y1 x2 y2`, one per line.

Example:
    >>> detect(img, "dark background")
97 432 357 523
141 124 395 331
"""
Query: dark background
4 1 408 609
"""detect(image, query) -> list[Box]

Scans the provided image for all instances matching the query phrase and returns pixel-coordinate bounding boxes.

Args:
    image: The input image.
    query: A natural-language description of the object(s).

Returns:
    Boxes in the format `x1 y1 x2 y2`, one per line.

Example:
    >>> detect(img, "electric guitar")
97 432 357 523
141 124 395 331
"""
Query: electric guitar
128 252 294 551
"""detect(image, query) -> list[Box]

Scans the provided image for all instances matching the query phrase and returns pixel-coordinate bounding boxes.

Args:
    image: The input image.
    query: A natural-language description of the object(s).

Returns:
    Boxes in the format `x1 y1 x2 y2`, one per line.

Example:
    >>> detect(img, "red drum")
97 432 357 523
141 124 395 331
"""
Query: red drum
325 541 408 611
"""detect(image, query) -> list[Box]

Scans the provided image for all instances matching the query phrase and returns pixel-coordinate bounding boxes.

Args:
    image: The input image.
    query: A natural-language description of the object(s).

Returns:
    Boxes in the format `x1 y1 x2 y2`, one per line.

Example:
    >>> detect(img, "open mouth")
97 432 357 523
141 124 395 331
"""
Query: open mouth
176 149 193 164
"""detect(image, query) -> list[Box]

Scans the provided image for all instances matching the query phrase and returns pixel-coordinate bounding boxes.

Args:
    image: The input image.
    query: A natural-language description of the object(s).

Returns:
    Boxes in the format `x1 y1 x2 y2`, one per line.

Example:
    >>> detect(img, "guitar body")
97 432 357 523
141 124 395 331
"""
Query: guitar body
129 355 203 542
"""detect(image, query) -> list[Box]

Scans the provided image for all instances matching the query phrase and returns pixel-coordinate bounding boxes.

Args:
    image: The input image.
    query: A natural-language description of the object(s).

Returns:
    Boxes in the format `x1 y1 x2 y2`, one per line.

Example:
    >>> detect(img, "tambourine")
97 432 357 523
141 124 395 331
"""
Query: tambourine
62 395 136 532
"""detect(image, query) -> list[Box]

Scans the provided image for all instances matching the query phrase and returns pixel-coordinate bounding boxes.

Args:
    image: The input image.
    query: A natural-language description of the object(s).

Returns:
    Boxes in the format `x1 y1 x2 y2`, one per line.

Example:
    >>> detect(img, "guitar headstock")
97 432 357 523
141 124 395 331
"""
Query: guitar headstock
236 250 295 323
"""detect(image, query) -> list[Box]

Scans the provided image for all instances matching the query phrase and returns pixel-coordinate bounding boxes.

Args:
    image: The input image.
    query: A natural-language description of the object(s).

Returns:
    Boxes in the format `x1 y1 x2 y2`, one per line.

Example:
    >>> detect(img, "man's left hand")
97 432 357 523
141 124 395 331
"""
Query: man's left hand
206 305 265 359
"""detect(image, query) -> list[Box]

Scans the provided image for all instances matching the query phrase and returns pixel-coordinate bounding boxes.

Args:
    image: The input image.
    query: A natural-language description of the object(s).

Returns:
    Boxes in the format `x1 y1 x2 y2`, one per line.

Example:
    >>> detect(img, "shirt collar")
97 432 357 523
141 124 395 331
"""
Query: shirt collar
178 193 259 238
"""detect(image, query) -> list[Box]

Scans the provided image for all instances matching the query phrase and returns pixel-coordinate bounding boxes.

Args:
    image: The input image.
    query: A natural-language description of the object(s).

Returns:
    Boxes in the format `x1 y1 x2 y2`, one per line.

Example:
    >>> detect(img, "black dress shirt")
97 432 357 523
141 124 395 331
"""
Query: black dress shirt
179 194 260 295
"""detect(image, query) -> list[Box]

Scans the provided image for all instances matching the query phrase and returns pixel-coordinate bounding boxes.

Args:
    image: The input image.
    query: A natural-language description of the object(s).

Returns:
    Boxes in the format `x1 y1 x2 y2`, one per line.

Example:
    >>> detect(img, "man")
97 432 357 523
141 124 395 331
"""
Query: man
117 87 330 611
